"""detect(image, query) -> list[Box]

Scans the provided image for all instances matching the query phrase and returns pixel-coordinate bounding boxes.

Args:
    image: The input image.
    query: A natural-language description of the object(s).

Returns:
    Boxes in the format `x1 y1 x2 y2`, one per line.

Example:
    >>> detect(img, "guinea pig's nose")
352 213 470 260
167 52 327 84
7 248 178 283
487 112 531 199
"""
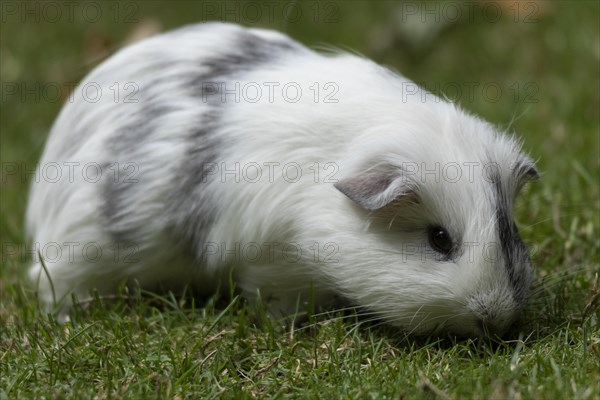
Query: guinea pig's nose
466 295 514 337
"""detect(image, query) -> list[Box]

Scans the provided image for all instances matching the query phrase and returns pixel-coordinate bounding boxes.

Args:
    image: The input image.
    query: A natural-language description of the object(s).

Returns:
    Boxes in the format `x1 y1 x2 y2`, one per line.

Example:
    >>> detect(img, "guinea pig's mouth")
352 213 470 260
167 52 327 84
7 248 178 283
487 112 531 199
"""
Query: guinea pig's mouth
391 310 485 338
382 300 519 338
454 312 517 338
424 313 515 338
432 319 486 338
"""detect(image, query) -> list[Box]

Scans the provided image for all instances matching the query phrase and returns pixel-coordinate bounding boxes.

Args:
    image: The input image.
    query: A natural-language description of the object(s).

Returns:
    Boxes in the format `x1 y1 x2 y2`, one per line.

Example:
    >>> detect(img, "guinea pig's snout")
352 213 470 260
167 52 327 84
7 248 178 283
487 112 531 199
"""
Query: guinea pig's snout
466 293 517 336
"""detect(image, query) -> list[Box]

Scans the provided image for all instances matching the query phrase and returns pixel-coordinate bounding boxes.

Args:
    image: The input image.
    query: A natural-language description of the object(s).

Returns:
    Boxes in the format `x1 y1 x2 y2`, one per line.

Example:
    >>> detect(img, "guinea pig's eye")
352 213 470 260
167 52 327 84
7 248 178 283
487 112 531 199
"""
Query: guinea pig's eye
428 226 454 255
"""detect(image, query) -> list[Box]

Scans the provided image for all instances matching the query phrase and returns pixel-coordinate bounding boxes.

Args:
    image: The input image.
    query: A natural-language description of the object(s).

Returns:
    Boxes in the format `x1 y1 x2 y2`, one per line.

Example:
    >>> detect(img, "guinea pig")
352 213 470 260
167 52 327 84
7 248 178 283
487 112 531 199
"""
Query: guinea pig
26 22 538 337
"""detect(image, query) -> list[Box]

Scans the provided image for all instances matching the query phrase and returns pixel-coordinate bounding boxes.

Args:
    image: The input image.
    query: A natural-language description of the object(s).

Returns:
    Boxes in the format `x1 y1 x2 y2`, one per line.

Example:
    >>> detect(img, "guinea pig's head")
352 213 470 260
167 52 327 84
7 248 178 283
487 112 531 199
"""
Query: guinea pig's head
333 105 538 337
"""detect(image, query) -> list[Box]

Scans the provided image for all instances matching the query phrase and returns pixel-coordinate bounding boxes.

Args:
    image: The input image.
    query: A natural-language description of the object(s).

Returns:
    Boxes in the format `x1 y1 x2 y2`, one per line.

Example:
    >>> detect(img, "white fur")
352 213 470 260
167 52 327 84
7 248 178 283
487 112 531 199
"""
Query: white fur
26 22 536 336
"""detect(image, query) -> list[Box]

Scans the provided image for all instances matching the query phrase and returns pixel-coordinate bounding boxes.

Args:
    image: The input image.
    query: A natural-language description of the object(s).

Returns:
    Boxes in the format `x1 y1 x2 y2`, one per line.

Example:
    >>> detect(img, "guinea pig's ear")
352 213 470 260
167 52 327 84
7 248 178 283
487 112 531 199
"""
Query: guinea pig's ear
334 165 414 211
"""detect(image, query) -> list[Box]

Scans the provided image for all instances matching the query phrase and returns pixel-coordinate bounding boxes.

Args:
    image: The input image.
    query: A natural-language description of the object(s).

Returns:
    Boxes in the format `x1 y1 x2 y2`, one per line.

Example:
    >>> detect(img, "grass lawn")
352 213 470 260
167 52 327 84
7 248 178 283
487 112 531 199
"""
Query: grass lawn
1 1 598 398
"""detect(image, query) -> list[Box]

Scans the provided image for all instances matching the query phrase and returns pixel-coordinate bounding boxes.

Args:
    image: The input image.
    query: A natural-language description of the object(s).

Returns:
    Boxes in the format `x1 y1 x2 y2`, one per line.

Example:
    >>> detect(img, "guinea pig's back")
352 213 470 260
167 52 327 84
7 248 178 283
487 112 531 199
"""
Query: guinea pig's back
27 22 308 240
24 23 312 304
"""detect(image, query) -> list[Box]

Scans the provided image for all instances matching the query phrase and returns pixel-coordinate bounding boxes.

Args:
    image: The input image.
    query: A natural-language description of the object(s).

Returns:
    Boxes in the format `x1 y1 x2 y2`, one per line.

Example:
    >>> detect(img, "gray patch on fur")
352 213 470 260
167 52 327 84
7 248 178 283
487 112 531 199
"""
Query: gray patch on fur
170 31 303 259
187 31 305 102
102 28 304 259
101 102 176 244
492 171 532 307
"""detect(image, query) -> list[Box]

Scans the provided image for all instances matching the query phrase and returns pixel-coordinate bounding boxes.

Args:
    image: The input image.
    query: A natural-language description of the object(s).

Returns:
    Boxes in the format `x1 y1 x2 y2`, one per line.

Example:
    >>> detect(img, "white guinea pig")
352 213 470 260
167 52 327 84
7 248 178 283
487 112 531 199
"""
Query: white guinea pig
26 22 538 337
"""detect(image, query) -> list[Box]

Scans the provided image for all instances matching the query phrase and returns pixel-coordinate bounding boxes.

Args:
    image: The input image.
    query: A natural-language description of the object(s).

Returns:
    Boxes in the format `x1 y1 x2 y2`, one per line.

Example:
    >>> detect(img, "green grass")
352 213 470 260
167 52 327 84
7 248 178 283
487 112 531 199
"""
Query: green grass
1 1 599 398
